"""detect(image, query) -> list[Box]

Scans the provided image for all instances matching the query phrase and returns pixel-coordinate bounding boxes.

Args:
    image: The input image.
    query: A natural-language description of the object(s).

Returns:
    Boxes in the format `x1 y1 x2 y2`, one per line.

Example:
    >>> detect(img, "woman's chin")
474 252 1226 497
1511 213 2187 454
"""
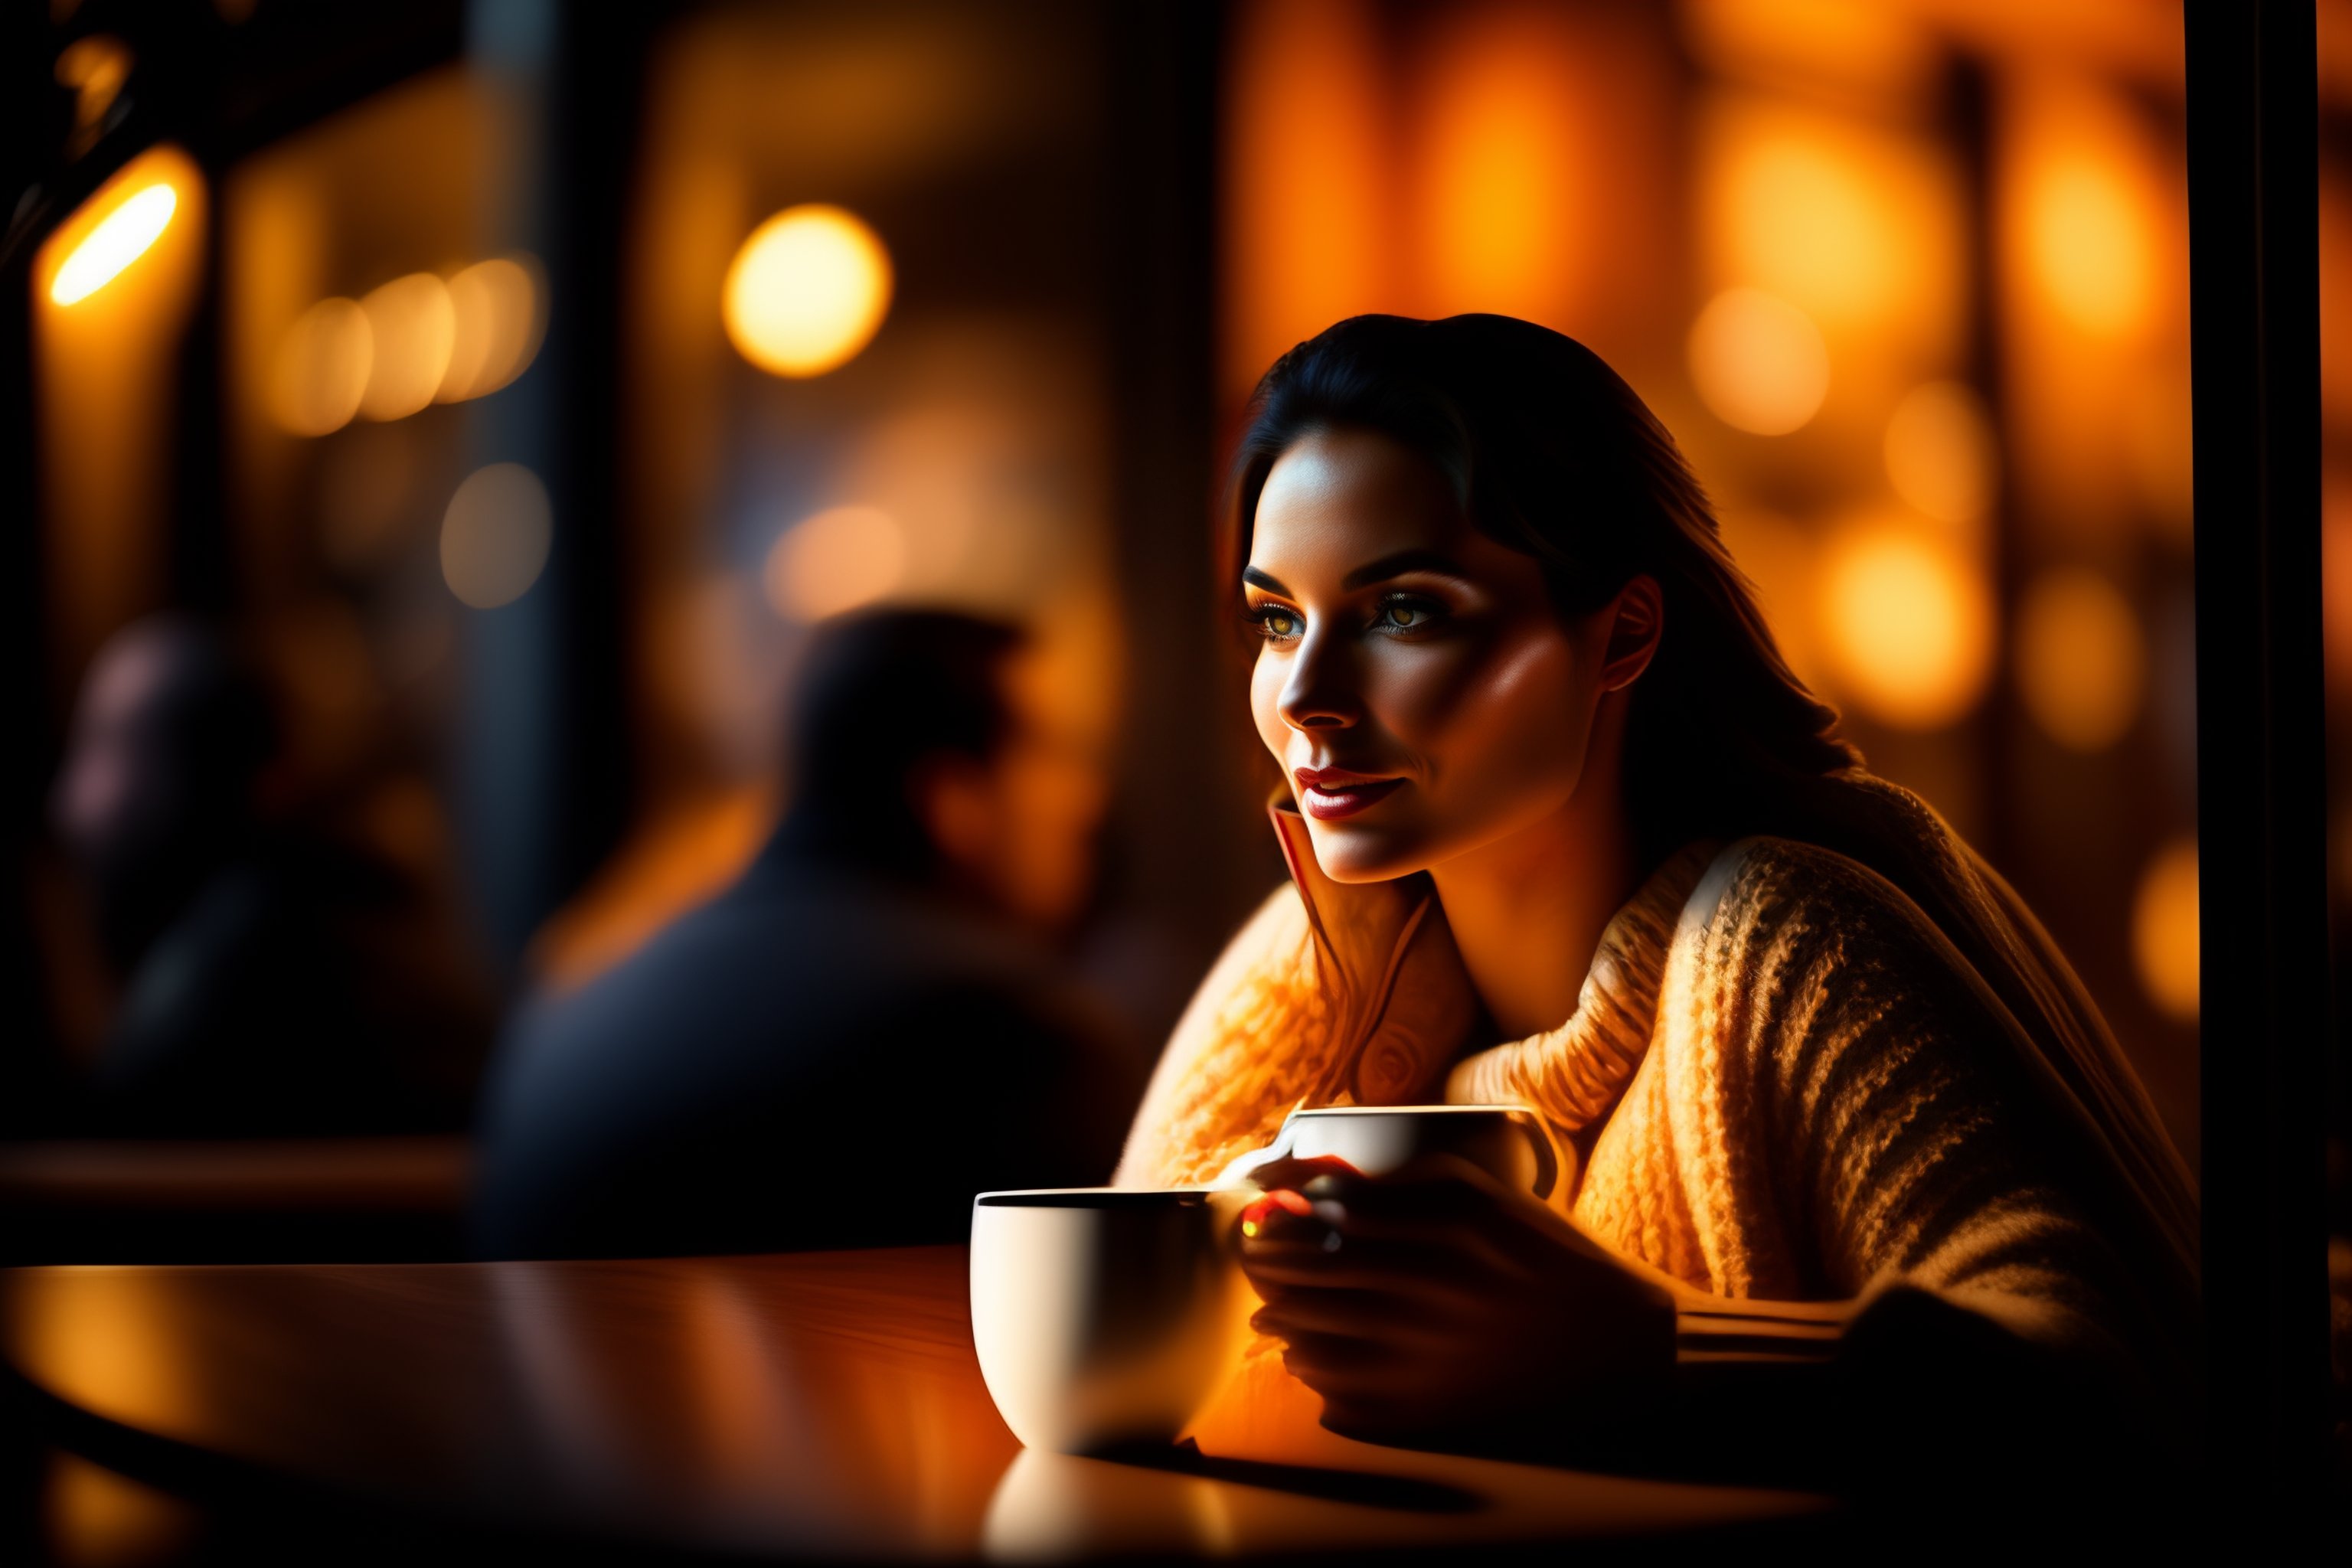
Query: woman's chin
1304 821 1431 884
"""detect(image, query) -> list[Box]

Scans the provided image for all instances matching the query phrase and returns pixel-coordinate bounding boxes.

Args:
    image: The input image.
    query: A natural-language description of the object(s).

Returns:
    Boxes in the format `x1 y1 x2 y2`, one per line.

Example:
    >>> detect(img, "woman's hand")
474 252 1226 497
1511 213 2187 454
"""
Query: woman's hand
1236 1152 1675 1444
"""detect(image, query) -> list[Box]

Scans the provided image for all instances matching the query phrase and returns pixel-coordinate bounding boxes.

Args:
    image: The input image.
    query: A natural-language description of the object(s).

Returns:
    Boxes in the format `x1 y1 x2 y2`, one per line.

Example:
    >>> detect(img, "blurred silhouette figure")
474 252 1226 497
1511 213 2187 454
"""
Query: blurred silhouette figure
472 609 1142 1259
51 616 492 1135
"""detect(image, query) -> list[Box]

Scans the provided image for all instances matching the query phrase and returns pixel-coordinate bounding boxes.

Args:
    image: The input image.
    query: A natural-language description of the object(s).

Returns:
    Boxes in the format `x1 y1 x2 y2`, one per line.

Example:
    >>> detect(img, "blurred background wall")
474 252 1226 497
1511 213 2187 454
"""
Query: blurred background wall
9 0 2347 1181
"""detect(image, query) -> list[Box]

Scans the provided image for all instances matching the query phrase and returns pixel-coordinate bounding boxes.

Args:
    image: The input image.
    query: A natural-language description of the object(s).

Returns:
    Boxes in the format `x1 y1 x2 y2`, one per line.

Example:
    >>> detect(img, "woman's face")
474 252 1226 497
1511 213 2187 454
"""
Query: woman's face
1245 425 1619 884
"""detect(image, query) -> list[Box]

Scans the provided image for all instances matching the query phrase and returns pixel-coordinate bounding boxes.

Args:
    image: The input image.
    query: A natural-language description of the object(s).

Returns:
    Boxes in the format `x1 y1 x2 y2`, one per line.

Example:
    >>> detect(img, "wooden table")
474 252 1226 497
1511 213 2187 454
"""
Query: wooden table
0 1246 1832 1560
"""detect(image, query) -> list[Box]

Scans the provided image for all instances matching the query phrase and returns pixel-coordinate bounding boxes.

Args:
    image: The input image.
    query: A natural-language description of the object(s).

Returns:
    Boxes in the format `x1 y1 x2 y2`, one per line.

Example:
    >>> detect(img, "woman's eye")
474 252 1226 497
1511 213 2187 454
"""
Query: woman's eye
1253 606 1302 640
1375 599 1435 632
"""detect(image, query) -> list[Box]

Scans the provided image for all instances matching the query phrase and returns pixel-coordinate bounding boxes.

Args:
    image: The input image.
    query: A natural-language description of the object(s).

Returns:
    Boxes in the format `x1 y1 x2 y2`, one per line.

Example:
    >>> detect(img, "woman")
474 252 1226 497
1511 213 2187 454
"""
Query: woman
1116 315 2197 1488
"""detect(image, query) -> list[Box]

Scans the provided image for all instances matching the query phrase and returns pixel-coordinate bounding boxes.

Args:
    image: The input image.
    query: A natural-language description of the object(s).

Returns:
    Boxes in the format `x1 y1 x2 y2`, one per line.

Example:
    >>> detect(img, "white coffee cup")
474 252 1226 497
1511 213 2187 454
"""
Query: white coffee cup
1217 1103 1568 1208
969 1187 1254 1455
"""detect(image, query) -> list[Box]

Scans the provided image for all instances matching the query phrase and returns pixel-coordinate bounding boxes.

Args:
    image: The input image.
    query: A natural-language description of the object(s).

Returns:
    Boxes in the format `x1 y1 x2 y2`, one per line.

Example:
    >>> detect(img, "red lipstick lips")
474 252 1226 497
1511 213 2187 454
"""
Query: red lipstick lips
1295 767 1405 822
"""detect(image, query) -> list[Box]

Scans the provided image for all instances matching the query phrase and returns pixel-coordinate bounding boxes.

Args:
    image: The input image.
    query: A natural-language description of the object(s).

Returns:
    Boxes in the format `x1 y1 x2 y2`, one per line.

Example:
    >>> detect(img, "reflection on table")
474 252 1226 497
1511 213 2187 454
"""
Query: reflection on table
2 1246 1831 1560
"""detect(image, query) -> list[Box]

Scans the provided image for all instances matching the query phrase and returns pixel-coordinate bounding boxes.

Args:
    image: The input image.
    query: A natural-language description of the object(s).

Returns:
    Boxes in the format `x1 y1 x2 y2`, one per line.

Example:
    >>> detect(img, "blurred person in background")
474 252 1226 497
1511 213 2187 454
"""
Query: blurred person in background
471 609 1141 1259
51 616 493 1135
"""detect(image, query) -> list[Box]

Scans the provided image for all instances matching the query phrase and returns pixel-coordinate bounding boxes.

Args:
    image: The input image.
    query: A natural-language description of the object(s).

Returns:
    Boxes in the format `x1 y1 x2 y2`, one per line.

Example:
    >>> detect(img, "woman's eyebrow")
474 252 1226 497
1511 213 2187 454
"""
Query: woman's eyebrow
1341 549 1468 590
1242 567 1291 595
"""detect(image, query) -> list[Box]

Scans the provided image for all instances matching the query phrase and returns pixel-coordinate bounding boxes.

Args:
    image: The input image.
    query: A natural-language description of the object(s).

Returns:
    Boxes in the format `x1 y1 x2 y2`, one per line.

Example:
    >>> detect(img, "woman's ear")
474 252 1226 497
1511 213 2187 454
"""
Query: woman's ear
1597 575 1664 694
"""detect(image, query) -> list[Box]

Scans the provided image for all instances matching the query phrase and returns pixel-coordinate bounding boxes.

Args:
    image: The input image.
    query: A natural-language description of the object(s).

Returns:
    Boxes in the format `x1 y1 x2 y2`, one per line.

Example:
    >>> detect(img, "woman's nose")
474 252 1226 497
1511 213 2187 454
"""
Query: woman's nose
1278 633 1358 731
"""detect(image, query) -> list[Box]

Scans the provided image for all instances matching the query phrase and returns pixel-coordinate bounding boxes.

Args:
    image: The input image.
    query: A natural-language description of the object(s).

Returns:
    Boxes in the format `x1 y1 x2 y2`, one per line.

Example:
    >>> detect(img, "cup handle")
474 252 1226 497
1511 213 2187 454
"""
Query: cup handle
1504 1108 1563 1203
1210 1120 1299 1188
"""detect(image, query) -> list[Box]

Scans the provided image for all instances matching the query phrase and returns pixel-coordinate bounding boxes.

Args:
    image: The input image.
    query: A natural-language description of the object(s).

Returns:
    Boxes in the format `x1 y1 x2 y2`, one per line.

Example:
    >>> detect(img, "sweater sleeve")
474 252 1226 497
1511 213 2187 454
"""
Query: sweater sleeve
1592 839 2193 1502
1645 838 2183 1399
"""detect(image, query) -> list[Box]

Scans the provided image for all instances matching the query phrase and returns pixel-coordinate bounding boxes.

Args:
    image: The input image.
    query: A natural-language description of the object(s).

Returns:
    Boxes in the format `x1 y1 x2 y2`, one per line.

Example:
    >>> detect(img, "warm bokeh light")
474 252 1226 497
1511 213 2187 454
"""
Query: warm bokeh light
1688 288 1830 436
270 253 541 432
2022 150 2154 339
269 299 374 436
1992 78 2179 547
1700 103 1959 351
1819 522 1994 729
47 184 177 306
2325 168 2352 437
2328 479 2352 686
2015 567 2146 752
722 205 893 377
1680 0 1937 100
358 273 457 421
55 36 133 133
442 463 554 609
766 505 906 621
1719 135 1892 325
1883 380 1996 525
2132 838 2200 1023
1413 5 1581 324
32 144 207 669
1222 0 1388 400
438 254 546 403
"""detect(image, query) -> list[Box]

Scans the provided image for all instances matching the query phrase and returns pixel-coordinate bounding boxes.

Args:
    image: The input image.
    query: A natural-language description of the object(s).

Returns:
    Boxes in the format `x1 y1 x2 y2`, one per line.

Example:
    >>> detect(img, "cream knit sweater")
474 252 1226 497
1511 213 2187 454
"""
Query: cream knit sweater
1116 814 2181 1381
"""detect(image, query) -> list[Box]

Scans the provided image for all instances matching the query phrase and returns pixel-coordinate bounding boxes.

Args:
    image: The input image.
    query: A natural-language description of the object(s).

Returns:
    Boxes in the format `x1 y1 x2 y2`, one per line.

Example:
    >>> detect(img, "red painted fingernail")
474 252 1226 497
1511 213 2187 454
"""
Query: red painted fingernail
1240 1187 1314 1237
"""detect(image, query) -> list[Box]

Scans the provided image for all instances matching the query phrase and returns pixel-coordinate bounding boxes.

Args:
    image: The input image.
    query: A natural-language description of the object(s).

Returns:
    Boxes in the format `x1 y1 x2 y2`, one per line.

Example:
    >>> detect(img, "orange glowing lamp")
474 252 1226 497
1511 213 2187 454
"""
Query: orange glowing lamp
47 182 177 305
723 205 892 377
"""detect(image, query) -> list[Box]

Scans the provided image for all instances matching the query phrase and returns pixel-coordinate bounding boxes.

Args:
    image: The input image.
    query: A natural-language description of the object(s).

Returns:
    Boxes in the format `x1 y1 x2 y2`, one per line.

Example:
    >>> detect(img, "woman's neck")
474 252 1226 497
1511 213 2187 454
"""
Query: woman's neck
1428 739 1641 1043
